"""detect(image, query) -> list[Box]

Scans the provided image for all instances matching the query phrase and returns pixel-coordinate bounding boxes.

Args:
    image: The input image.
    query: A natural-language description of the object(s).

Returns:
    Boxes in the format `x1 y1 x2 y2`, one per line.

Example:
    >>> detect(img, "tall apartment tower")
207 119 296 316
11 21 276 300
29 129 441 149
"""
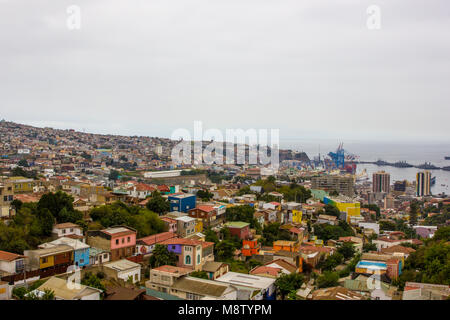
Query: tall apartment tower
416 171 431 196
373 171 390 193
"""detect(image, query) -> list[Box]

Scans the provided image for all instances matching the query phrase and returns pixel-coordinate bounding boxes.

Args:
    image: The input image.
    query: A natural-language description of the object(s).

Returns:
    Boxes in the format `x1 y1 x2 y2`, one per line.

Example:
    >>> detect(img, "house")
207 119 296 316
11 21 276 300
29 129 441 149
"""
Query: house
136 231 178 256
317 214 338 225
52 222 84 241
33 276 102 300
262 202 280 211
146 265 192 294
39 237 90 268
175 216 197 237
223 221 250 240
103 259 141 284
188 205 223 229
254 211 265 226
160 238 213 270
263 258 298 274
160 216 177 233
215 271 277 300
343 274 398 300
201 261 229 280
0 250 26 275
89 247 110 265
402 282 450 300
242 239 261 257
273 240 299 253
87 226 137 261
168 193 196 213
24 244 73 271
146 265 237 300
249 266 282 278
380 245 415 258
170 276 238 300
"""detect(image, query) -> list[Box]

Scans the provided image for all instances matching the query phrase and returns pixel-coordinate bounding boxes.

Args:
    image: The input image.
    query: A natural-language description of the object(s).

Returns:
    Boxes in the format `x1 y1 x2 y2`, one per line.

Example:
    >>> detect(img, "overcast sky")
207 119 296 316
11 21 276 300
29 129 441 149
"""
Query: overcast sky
1 0 449 144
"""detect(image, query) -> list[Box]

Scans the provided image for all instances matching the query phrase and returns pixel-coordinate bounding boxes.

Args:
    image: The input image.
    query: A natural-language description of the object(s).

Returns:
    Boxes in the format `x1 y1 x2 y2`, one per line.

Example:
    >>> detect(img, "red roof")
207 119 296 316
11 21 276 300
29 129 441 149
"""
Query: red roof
250 266 281 277
0 250 25 262
138 232 178 246
196 205 215 213
157 185 170 193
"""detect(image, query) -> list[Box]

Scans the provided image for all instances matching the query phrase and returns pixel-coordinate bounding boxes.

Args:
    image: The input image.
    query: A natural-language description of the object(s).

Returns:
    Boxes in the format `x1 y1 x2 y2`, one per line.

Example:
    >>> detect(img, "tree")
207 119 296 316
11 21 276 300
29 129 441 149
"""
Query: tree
318 252 344 271
18 159 29 167
337 242 356 260
316 271 339 288
149 244 177 268
82 272 106 292
433 226 450 242
275 273 304 300
146 192 170 214
409 200 419 226
324 204 341 217
37 191 76 222
196 190 213 201
215 240 236 261
205 228 219 244
363 242 377 252
108 169 120 181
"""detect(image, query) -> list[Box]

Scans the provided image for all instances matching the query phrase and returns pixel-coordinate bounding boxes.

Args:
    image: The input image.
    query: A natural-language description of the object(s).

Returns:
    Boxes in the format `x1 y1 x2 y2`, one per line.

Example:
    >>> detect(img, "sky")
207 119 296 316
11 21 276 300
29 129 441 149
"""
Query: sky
1 0 449 145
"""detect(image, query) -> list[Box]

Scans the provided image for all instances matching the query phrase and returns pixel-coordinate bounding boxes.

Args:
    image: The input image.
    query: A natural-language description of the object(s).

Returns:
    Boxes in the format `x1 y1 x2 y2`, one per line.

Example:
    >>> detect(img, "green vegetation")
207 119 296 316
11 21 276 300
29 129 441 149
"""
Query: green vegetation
149 244 178 268
316 271 339 288
317 252 344 271
225 205 261 233
196 189 213 201
393 228 450 289
337 242 356 260
313 221 354 241
82 272 106 293
145 191 170 214
275 273 304 300
362 204 381 219
261 223 291 246
90 201 166 237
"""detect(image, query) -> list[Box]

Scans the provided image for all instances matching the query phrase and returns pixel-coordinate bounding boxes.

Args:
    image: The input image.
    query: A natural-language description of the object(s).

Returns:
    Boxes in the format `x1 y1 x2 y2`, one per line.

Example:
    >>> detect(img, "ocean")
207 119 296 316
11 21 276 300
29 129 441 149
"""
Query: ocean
280 139 450 195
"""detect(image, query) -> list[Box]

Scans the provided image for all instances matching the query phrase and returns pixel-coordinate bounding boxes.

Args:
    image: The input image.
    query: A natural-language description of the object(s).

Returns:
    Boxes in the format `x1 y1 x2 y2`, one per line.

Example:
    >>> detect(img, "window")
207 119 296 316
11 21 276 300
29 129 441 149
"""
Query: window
116 239 119 245
70 228 74 232
127 237 130 243
103 254 108 259
62 229 66 234
197 255 200 264
3 196 6 202
134 274 138 281
122 238 125 244
42 257 48 264
171 246 176 250
185 255 191 264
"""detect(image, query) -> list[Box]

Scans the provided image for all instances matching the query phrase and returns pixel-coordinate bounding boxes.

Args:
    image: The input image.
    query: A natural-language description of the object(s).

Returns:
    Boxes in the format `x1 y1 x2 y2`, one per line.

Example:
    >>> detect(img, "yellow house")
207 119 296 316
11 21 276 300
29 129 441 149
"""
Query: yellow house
8 176 36 194
292 209 303 223
195 218 203 233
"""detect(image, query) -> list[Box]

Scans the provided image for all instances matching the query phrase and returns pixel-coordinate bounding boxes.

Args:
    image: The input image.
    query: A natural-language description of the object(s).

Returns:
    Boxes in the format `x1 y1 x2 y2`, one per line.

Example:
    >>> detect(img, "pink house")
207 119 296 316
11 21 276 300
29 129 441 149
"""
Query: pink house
87 226 137 261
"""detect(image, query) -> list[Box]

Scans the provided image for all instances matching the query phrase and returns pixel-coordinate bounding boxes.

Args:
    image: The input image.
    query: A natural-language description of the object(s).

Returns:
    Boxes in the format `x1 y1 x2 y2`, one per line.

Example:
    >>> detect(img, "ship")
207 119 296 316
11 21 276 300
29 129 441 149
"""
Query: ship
445 156 450 160
431 176 436 186
417 162 439 170
393 161 413 168
356 168 370 182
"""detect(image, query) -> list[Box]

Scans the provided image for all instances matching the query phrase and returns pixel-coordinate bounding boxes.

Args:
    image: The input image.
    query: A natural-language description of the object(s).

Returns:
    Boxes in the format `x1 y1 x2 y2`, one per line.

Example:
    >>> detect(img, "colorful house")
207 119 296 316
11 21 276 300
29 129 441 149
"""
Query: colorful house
39 237 90 268
24 244 74 271
87 226 137 261
168 193 196 213
323 196 361 221
160 238 213 270
242 239 261 257
223 221 251 240
273 240 299 253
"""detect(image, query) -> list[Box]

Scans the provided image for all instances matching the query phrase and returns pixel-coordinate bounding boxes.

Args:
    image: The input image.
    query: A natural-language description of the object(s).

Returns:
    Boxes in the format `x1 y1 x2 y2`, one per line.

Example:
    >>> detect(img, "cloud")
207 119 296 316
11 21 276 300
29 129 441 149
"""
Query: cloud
1 0 449 142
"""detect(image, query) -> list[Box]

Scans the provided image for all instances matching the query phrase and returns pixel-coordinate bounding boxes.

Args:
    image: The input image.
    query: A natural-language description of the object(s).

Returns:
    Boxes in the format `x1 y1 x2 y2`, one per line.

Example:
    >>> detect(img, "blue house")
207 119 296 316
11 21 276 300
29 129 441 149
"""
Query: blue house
168 193 196 213
39 237 90 268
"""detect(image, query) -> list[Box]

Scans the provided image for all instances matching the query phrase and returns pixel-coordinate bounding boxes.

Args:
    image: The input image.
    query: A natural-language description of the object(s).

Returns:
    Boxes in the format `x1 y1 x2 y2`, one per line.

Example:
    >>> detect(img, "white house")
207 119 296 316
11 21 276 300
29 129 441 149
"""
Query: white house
0 250 25 275
52 222 84 240
103 259 141 284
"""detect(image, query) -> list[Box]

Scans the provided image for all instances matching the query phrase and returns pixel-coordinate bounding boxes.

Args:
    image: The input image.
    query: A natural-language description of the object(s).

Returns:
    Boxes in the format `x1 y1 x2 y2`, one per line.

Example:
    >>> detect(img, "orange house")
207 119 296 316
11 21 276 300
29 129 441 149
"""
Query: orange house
242 240 260 257
273 240 299 253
